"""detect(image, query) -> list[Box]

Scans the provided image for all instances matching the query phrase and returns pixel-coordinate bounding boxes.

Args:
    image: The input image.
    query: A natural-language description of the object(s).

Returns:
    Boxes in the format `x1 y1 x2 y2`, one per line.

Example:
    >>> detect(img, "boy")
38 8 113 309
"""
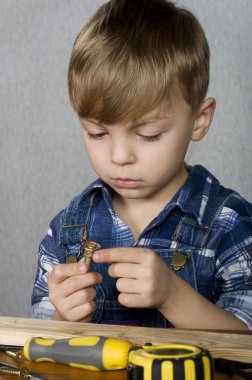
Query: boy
31 0 252 329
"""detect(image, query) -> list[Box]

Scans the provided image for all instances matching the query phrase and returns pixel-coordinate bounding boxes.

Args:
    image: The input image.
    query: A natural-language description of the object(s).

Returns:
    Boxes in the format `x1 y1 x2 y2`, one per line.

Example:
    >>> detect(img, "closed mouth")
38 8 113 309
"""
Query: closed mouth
112 178 141 188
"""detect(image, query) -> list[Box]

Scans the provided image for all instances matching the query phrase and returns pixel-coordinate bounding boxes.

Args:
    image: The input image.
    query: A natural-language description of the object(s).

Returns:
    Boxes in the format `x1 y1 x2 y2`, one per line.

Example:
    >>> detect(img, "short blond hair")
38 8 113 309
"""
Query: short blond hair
68 0 210 123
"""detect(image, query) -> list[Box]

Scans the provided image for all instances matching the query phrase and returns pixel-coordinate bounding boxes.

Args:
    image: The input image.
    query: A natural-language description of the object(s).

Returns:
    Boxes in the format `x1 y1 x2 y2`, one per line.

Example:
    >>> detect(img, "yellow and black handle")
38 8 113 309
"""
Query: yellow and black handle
128 343 214 380
23 336 132 371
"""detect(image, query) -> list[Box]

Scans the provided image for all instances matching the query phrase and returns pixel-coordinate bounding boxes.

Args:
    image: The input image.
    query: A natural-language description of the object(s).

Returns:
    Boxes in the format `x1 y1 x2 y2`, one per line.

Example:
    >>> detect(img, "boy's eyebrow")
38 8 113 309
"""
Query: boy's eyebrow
83 118 103 126
83 115 172 128
132 115 172 127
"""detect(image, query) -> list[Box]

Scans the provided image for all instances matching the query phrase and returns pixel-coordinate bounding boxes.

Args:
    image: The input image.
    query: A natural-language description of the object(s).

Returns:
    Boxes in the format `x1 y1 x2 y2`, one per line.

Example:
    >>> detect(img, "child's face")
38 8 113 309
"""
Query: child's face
80 94 198 204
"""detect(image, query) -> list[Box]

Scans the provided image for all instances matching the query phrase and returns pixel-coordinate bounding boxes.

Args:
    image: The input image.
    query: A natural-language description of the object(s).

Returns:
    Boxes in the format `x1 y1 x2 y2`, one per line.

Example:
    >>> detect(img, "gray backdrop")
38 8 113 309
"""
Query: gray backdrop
1 0 252 318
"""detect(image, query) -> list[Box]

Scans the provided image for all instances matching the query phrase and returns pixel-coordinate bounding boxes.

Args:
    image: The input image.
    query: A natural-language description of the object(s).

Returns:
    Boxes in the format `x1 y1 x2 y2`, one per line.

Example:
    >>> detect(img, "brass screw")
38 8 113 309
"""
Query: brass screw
0 365 31 379
83 241 101 271
5 350 25 362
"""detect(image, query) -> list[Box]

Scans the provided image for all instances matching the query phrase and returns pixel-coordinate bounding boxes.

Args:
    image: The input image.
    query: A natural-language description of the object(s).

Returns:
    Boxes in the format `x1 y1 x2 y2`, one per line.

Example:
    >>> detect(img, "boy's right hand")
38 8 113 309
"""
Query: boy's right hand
47 262 102 322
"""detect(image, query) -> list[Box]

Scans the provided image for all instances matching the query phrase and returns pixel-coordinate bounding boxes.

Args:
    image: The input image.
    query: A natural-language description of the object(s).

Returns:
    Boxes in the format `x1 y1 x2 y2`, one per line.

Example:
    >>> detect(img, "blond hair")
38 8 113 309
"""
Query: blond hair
68 0 210 123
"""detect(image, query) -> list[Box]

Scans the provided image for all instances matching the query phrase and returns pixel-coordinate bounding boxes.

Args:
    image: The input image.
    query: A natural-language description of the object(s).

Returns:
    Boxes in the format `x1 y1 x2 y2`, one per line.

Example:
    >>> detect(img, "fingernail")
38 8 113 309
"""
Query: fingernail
77 262 86 271
93 253 100 261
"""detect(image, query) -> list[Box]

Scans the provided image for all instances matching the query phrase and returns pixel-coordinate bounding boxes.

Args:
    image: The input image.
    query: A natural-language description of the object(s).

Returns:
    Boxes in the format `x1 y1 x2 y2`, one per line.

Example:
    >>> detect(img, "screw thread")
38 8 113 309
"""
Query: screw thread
0 366 19 375
0 366 30 379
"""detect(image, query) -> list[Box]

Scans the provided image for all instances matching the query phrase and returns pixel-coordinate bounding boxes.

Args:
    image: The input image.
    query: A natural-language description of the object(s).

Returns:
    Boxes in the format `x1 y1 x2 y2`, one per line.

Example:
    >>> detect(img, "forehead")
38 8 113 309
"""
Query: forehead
131 90 192 122
81 93 192 127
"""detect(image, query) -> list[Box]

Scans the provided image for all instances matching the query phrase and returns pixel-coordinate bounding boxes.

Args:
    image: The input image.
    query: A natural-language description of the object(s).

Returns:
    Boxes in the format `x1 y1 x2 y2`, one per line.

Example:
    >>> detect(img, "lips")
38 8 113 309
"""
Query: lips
112 178 140 188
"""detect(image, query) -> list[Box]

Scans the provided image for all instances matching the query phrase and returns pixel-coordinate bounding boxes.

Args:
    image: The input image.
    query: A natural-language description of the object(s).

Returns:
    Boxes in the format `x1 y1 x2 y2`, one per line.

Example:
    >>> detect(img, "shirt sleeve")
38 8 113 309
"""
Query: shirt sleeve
214 196 252 329
30 210 66 319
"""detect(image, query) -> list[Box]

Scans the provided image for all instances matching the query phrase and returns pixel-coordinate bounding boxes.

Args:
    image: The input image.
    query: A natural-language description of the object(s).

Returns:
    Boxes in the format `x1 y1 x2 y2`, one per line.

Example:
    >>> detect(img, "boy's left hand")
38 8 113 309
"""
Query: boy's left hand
92 248 171 310
92 248 248 330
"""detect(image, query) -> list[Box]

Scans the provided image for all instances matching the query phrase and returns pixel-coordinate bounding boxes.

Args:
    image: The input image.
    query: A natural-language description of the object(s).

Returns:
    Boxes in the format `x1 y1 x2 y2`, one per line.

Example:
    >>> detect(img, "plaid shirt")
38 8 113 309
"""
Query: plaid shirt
31 165 252 328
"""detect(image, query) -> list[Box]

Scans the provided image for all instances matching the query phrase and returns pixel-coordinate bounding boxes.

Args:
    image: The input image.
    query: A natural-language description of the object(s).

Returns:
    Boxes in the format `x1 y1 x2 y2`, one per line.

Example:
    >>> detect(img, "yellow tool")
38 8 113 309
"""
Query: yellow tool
128 343 214 380
0 337 214 379
1 336 132 371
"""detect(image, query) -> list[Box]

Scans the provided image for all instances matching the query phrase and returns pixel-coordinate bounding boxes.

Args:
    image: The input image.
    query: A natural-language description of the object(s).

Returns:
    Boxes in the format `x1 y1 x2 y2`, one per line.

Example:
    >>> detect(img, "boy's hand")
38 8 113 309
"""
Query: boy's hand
93 248 171 310
47 262 102 322
92 248 248 330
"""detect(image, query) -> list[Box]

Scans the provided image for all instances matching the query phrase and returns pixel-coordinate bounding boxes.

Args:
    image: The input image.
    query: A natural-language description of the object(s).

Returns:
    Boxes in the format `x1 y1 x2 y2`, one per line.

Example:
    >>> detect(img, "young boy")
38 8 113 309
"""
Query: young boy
31 0 252 330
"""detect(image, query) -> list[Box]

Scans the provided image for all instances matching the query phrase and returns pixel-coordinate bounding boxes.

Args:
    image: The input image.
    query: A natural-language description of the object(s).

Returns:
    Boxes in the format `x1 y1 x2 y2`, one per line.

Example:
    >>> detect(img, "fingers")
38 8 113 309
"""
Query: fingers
51 286 96 310
108 262 140 279
118 293 141 308
54 290 97 322
48 262 102 322
117 289 153 308
93 247 148 264
55 301 96 323
48 261 102 294
49 271 101 297
104 248 157 280
93 248 141 263
116 277 155 308
68 288 96 309
48 262 89 286
93 247 172 310
73 301 97 322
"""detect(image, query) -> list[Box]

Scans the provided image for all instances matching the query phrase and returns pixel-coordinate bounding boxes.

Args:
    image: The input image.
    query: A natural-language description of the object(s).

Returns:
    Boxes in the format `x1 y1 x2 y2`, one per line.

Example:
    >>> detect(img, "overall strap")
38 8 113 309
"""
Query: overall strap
173 187 236 249
201 187 236 228
58 191 99 261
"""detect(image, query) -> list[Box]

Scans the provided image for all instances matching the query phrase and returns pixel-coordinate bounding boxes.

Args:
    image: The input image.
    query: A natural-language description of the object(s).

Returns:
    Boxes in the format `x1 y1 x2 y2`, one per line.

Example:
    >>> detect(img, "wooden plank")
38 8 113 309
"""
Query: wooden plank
0 316 251 363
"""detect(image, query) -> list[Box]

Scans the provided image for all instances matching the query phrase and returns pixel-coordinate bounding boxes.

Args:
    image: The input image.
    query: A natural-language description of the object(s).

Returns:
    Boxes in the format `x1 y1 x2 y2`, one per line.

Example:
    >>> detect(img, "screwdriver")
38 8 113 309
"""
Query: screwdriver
0 336 133 371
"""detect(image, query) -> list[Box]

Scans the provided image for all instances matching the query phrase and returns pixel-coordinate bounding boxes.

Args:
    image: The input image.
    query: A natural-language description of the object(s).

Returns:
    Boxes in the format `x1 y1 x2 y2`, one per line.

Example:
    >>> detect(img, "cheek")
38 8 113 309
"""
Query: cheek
143 142 179 164
162 132 191 158
87 151 104 168
83 143 102 170
142 141 188 174
84 138 102 159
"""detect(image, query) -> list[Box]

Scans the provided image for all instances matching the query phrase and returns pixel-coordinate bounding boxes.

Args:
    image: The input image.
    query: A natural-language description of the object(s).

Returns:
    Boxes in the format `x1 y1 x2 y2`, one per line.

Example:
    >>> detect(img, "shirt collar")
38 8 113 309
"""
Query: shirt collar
81 178 114 210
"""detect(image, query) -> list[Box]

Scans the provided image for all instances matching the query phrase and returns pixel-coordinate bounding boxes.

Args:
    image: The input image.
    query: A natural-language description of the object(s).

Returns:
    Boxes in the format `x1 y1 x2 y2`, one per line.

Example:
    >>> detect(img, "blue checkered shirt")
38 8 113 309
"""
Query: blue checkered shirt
31 165 252 328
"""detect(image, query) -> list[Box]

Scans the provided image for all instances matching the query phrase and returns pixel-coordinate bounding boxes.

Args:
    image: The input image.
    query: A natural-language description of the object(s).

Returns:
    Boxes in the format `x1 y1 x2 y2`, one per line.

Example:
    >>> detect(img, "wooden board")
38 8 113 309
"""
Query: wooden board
0 316 251 363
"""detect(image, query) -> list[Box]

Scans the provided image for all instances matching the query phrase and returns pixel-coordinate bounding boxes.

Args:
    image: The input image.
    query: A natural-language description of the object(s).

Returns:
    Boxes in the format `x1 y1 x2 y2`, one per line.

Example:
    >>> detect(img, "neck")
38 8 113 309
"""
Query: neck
112 164 189 239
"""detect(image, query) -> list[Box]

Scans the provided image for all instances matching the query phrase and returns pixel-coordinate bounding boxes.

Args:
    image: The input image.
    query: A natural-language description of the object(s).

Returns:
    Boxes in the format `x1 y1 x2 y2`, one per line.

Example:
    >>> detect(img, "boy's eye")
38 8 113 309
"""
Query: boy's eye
86 131 108 139
138 133 161 142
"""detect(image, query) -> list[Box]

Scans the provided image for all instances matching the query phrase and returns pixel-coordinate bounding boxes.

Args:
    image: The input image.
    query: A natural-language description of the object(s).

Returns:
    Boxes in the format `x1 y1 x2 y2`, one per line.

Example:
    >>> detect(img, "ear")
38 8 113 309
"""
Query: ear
191 97 216 141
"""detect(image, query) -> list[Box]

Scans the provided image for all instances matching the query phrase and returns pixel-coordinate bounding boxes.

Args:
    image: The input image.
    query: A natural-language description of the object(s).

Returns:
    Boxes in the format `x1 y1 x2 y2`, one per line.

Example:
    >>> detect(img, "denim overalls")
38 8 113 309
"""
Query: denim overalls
58 187 234 327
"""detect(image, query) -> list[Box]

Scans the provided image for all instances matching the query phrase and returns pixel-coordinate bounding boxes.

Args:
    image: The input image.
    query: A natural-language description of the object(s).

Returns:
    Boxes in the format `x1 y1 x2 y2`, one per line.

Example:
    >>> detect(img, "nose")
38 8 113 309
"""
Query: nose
110 139 135 165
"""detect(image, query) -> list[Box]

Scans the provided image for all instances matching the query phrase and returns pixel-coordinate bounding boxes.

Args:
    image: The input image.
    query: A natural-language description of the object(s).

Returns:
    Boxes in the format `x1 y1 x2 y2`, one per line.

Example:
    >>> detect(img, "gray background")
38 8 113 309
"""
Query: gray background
0 0 251 318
